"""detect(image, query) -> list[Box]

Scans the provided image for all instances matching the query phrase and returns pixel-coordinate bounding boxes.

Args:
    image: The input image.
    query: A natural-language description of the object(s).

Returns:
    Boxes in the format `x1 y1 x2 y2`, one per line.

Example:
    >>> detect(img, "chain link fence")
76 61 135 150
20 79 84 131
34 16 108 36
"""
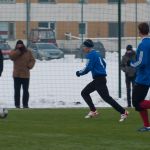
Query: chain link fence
0 0 149 108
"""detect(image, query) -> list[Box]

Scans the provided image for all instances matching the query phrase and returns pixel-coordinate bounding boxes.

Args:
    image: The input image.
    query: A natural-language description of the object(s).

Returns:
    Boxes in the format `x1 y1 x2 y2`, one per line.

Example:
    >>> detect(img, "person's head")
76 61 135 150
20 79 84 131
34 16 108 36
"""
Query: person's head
15 40 26 51
138 22 149 37
126 45 132 51
126 44 133 54
82 39 94 53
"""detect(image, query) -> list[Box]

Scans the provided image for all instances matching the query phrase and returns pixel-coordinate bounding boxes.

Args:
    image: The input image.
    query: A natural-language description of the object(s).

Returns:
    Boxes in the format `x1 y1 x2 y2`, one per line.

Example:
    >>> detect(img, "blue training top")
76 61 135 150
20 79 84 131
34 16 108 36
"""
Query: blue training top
131 37 150 86
78 49 107 79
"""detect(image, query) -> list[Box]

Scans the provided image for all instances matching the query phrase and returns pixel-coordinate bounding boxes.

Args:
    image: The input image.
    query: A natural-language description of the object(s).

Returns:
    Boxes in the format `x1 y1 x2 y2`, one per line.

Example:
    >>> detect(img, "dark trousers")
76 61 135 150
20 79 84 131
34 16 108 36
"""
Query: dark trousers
14 77 30 108
132 83 149 111
125 75 135 107
81 76 125 114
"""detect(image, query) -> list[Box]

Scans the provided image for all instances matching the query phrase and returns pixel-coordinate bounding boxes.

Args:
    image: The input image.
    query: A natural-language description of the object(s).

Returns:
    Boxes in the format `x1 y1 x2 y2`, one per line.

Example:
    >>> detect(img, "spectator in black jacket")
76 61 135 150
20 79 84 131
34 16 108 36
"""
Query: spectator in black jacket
121 45 136 107
0 49 3 76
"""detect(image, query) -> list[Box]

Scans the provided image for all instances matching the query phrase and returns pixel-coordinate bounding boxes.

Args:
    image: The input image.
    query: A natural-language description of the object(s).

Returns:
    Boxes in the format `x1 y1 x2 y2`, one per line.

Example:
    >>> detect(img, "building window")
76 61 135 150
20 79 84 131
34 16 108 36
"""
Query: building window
0 22 15 40
79 22 87 35
38 22 49 28
50 22 56 30
38 22 56 30
108 0 125 3
0 0 15 3
108 22 124 37
38 0 56 3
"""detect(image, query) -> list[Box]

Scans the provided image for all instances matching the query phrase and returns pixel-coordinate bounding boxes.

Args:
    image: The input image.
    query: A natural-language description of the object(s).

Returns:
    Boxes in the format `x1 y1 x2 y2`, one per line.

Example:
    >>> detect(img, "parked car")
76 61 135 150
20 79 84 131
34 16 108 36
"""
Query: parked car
28 43 64 60
75 41 106 58
0 43 12 59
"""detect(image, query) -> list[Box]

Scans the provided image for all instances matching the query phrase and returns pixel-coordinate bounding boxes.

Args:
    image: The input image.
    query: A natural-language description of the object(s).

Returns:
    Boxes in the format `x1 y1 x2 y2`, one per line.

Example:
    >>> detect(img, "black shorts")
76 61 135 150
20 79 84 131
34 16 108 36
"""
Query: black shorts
132 83 149 111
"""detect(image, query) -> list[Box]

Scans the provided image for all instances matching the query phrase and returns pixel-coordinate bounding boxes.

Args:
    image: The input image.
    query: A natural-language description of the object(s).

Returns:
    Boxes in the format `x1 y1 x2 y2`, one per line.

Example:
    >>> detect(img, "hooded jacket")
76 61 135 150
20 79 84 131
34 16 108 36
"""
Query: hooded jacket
9 49 35 78
121 49 136 77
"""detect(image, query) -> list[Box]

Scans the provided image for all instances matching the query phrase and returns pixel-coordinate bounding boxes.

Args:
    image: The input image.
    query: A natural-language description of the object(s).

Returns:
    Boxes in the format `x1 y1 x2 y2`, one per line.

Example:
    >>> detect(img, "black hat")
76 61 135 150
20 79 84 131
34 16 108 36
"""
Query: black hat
16 40 24 45
126 45 132 50
83 39 94 48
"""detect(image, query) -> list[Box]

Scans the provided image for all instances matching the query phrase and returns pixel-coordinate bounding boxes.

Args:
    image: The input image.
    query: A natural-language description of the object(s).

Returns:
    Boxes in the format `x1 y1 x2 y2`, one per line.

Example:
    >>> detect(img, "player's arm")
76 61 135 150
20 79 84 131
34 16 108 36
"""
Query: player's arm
76 56 93 76
100 57 106 69
130 45 144 68
78 58 92 76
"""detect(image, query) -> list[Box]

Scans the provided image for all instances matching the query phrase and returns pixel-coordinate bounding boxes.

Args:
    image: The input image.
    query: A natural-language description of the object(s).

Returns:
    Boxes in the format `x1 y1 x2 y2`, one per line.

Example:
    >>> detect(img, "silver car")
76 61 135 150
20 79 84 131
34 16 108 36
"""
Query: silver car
28 43 64 60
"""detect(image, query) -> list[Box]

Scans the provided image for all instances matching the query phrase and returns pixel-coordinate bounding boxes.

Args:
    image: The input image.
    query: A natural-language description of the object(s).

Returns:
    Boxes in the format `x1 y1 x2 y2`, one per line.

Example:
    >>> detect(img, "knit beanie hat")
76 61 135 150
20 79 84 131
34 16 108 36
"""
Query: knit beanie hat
16 40 24 45
126 45 132 50
83 39 94 48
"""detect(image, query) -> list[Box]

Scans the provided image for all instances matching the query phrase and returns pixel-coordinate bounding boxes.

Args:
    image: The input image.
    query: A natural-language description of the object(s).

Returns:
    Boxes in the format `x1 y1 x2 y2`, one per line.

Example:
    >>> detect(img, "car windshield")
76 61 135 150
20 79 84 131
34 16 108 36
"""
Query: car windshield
39 31 55 39
0 44 11 50
37 44 57 50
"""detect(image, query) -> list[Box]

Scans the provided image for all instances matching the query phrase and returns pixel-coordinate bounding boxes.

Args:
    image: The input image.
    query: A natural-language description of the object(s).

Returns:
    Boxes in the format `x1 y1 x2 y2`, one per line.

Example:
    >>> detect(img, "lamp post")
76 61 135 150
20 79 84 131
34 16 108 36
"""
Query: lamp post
79 0 85 61
118 0 122 98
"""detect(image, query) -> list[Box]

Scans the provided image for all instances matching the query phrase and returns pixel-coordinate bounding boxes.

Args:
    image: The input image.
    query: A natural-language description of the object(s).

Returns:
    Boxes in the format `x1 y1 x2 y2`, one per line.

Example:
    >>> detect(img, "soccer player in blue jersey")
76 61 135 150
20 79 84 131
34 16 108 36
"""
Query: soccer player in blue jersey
76 39 128 121
131 22 150 132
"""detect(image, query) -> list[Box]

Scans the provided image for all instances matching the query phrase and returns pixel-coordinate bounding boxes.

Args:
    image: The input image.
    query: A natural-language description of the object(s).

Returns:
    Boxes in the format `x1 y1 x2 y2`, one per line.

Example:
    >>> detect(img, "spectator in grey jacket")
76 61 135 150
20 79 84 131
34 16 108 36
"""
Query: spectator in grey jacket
121 45 136 107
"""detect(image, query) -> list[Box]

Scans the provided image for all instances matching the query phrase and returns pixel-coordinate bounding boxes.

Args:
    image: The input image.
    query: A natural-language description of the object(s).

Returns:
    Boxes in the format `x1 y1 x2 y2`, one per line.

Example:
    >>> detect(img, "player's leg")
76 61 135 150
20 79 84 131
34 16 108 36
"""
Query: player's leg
81 80 98 118
132 83 149 130
95 77 125 114
81 80 96 111
95 76 128 121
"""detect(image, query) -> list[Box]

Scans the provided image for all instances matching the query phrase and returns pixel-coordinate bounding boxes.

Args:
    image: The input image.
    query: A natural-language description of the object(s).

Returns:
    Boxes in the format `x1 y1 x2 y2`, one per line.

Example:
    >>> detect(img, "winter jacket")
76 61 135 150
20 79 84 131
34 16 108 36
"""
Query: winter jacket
0 49 3 76
78 49 106 79
9 49 35 78
121 50 136 77
131 37 150 86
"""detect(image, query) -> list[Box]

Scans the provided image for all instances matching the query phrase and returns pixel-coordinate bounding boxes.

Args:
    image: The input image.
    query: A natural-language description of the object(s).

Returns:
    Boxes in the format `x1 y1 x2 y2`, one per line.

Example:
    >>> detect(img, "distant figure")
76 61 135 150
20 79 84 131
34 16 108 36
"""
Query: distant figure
0 49 3 76
76 39 128 122
131 22 150 132
121 45 136 107
9 40 35 108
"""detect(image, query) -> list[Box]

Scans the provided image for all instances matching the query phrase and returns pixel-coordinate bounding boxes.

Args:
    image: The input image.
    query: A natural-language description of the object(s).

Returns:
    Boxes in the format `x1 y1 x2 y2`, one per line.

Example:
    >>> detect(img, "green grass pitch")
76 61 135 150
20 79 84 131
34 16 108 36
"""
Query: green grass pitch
0 108 149 150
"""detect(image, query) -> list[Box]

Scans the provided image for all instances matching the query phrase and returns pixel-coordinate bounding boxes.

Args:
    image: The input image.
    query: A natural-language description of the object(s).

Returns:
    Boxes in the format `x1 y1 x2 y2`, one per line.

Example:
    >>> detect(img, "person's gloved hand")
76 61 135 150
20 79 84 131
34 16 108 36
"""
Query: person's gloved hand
76 71 80 77
127 60 131 66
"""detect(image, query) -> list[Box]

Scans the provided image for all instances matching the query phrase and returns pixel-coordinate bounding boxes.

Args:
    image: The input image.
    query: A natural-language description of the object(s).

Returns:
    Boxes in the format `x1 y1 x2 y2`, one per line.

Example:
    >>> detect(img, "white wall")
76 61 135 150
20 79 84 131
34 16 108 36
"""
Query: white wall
0 3 148 22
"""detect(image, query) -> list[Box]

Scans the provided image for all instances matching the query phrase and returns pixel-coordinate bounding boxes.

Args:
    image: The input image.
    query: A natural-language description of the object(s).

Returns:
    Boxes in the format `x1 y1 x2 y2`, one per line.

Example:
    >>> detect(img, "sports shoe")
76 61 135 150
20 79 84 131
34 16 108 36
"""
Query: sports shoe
84 111 99 119
119 111 129 122
138 126 150 132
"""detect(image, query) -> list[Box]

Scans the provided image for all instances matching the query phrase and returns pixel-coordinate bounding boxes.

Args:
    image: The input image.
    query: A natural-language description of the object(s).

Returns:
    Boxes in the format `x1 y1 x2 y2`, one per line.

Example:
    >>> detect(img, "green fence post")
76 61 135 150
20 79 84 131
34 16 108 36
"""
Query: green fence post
26 0 30 46
118 0 121 98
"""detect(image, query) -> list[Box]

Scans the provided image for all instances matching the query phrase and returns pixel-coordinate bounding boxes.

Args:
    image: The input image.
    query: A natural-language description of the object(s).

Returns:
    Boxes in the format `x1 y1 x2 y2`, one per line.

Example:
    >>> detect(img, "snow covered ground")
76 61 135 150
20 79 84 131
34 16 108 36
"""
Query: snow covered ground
0 52 149 108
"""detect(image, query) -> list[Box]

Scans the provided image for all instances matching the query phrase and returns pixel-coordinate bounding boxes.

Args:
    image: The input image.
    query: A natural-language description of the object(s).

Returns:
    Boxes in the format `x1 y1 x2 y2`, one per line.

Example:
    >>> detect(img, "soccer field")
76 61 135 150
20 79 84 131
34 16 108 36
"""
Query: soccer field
0 108 149 150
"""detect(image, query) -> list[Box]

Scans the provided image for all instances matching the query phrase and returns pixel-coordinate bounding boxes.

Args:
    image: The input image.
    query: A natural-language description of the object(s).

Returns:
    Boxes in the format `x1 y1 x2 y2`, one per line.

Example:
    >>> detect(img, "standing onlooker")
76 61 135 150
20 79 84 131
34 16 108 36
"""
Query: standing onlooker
0 49 3 76
9 40 35 108
131 22 150 131
76 39 128 122
121 45 136 107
